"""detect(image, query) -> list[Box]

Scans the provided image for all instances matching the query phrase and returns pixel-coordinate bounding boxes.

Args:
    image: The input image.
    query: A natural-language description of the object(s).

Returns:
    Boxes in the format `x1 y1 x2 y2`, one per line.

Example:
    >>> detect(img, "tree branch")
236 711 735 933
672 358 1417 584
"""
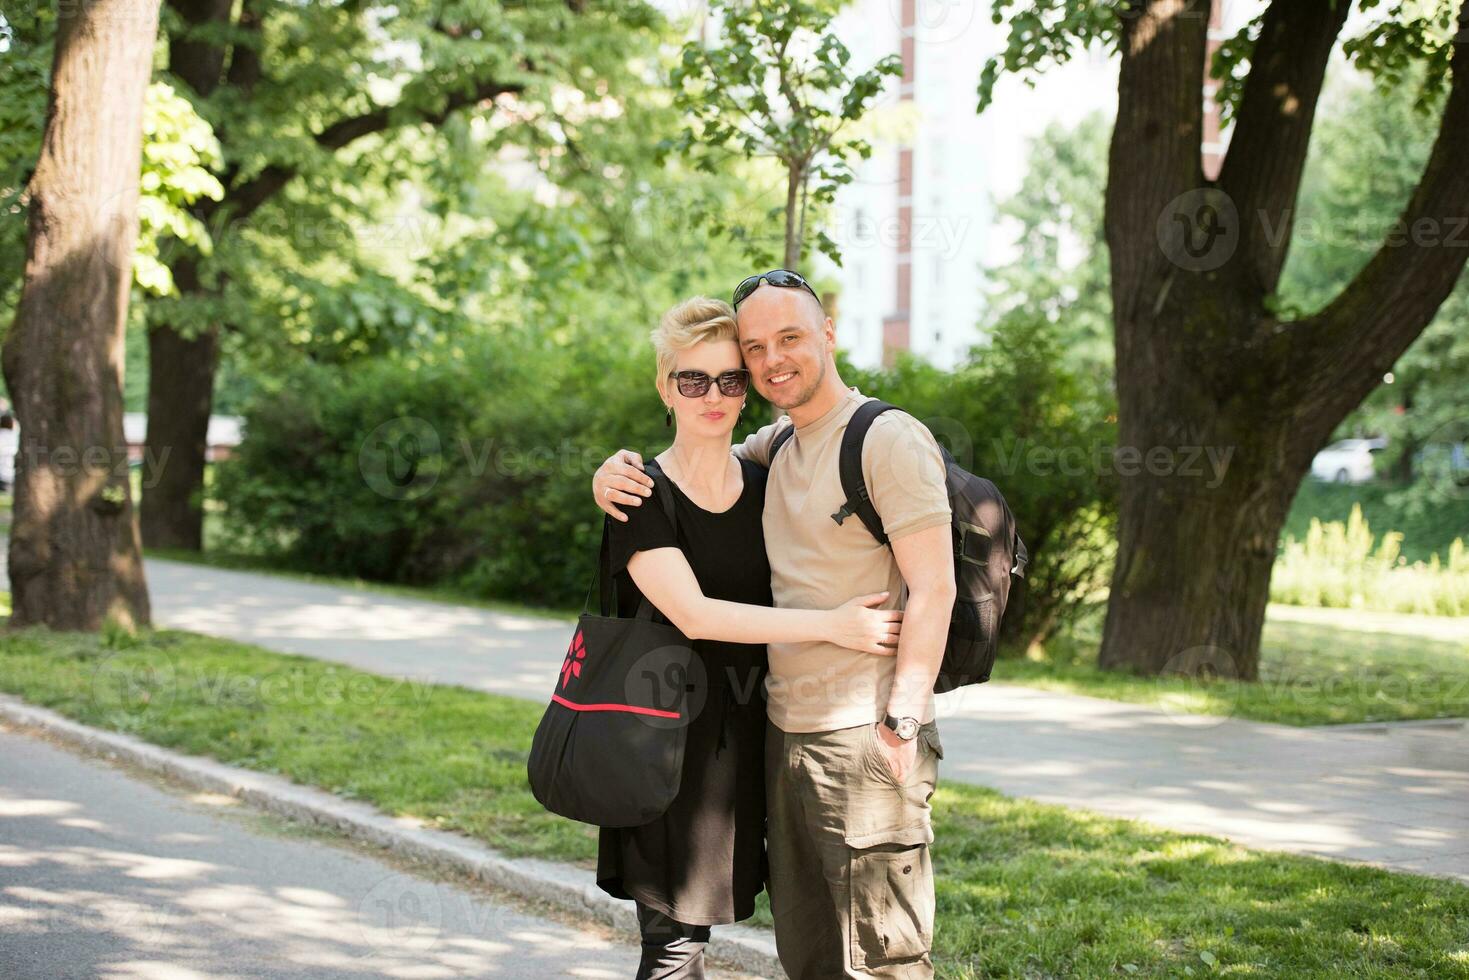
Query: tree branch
221 77 524 225
166 0 235 97
1287 0 1469 435
1215 0 1350 298
224 0 264 95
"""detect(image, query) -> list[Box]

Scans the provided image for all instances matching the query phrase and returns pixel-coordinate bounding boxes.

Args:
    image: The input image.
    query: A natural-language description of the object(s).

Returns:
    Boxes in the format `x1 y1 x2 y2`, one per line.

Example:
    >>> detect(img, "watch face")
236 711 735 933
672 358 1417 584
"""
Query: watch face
896 718 919 740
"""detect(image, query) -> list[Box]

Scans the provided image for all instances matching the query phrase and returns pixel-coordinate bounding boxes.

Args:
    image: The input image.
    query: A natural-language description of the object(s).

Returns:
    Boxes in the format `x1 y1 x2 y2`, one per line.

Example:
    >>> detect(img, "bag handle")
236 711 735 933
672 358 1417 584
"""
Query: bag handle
630 459 679 621
585 457 679 620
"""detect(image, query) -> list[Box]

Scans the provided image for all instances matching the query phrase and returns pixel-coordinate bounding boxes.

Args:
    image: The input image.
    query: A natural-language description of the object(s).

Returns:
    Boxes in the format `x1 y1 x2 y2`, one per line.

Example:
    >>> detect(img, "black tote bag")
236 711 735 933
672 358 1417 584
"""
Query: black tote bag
527 461 698 828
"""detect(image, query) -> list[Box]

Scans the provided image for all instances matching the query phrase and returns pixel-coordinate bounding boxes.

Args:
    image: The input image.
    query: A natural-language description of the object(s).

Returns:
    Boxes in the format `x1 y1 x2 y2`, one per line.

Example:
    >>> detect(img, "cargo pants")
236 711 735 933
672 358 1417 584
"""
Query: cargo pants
764 717 943 978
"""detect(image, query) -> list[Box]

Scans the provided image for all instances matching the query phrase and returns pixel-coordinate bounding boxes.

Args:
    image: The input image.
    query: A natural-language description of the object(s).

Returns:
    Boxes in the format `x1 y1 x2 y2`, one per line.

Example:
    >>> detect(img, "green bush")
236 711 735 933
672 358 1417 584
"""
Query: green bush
215 316 1117 641
1271 503 1469 616
1285 477 1469 566
214 327 766 609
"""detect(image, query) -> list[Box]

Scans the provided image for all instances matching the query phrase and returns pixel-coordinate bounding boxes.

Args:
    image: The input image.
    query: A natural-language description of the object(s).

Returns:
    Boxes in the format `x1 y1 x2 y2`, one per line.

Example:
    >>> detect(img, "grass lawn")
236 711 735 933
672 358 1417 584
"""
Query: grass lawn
1007 602 1469 726
1 623 1466 978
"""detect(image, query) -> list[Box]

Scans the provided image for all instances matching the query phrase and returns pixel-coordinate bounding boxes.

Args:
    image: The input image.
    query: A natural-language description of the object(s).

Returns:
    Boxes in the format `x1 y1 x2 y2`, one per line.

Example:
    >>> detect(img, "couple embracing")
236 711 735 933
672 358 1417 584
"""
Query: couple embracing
589 270 954 979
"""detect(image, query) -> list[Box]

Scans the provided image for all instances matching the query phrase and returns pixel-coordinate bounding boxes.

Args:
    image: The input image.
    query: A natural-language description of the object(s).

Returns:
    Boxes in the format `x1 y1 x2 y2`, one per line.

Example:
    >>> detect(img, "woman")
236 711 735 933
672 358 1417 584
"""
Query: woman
597 296 903 979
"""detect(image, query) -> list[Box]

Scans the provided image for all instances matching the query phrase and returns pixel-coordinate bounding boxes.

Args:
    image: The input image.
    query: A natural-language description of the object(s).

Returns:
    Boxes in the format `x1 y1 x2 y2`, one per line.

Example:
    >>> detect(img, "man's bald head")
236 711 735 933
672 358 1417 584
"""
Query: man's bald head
734 281 827 335
733 281 837 411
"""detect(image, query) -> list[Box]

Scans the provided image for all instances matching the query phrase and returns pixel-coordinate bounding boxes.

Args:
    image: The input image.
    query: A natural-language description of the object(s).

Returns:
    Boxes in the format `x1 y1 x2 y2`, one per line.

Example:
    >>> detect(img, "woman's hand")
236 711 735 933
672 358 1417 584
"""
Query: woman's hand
826 592 903 655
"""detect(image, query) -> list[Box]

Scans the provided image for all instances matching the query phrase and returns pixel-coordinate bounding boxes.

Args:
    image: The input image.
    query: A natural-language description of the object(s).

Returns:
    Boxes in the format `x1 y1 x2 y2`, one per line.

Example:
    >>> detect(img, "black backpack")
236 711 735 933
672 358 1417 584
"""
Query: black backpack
770 399 1029 692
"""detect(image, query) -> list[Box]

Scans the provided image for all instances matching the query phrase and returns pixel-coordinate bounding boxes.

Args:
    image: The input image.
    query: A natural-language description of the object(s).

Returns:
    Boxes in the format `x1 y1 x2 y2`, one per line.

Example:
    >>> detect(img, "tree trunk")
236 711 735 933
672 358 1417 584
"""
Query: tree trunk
135 0 232 554
783 162 802 270
139 260 220 551
1094 0 1469 679
1096 345 1305 680
1390 384 1417 484
1 0 161 630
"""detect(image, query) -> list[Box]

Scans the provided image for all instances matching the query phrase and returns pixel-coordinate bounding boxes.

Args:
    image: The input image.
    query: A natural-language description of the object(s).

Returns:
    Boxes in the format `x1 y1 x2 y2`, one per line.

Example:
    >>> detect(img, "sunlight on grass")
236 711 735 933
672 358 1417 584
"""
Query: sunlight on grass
2 621 1466 976
1002 601 1469 726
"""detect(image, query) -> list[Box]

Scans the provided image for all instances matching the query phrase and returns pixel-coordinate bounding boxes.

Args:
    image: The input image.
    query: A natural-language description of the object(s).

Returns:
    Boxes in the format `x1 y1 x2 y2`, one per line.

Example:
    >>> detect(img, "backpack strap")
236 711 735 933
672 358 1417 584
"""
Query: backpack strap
632 459 678 622
832 400 900 546
767 419 796 462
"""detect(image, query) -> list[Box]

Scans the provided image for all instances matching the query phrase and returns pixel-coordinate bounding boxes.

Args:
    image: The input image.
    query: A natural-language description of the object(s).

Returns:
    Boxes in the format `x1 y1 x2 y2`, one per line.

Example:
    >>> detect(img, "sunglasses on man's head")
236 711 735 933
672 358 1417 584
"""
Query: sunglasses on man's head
731 269 822 310
668 369 751 397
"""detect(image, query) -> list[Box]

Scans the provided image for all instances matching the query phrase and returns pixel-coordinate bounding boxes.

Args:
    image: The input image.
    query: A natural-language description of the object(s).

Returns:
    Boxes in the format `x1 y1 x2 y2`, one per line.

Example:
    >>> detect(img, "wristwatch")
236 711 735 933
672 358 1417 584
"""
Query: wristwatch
882 713 920 741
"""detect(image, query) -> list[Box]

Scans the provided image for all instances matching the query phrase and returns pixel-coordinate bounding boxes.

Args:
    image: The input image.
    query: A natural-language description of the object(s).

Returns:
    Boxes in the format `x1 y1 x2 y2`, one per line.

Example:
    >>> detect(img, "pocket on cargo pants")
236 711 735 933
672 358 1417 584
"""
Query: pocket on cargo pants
843 721 940 973
848 828 934 970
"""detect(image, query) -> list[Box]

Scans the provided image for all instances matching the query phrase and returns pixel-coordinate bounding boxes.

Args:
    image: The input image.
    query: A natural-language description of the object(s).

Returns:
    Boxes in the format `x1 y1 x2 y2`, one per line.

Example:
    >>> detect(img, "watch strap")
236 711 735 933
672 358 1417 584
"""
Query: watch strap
882 713 919 740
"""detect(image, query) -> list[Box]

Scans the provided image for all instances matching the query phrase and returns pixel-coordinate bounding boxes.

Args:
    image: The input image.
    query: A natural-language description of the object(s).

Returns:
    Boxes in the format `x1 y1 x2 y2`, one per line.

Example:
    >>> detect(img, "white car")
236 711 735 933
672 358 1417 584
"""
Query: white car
1311 437 1387 484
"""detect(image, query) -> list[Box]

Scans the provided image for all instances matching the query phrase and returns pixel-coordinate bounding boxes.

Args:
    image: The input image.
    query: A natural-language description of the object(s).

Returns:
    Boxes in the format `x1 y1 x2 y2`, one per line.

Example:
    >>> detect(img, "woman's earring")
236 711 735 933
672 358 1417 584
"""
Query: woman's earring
665 405 672 427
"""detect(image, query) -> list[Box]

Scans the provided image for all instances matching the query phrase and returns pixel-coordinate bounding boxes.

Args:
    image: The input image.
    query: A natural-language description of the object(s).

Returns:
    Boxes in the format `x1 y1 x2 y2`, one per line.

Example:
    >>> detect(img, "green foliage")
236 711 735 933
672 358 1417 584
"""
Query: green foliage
979 80 1468 629
0 13 225 402
1207 17 1259 130
126 0 754 410
978 0 1460 124
188 2 771 586
1272 504 1468 616
1343 0 1462 112
0 7 51 326
976 0 1120 115
982 111 1113 387
207 74 1119 635
134 82 226 294
1280 67 1469 518
1285 477 1469 566
7 0 682 398
664 0 900 266
956 111 1120 647
211 322 768 608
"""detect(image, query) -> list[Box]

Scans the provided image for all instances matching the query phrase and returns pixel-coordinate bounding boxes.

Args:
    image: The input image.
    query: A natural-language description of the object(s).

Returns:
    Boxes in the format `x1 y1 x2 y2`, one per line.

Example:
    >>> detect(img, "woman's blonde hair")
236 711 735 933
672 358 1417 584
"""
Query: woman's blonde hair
651 296 739 392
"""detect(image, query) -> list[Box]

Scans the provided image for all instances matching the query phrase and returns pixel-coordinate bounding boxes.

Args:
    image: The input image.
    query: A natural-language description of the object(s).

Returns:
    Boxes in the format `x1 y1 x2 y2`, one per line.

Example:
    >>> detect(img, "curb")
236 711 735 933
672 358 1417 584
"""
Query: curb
0 693 783 978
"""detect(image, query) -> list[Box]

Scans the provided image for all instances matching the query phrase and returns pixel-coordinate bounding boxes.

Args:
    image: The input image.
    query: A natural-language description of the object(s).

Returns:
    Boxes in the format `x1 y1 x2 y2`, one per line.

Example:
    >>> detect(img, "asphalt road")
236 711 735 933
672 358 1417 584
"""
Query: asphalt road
0 721 763 980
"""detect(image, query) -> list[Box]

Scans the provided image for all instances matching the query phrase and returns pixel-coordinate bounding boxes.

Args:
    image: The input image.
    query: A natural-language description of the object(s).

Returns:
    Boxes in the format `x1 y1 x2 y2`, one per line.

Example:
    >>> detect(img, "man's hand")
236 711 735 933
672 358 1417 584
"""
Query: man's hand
593 449 653 521
873 721 919 783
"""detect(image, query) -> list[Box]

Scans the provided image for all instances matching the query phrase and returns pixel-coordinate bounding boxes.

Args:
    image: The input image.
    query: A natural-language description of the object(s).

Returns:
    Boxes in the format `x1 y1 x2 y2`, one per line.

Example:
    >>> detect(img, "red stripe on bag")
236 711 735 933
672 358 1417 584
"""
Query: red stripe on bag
550 693 681 719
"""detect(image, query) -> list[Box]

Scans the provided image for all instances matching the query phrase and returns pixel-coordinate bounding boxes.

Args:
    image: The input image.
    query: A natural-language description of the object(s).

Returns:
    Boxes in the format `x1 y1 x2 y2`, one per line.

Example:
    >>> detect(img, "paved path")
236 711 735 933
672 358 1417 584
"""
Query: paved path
137 558 1469 883
0 721 762 980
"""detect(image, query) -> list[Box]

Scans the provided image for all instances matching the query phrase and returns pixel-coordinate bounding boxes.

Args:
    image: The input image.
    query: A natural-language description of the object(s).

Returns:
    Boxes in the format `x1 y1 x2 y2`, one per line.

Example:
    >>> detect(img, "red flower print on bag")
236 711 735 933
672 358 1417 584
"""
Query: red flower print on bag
560 628 587 689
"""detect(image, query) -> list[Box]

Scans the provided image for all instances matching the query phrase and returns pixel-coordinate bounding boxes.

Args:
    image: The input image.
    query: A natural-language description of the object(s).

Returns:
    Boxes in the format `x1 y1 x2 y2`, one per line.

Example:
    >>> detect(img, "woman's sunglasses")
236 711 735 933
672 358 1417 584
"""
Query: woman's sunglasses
731 269 822 310
668 369 751 397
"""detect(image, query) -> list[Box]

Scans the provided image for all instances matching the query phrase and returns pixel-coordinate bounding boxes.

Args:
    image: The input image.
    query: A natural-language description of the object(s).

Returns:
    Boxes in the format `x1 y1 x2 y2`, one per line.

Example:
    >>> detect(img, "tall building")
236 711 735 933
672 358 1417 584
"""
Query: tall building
822 0 1246 369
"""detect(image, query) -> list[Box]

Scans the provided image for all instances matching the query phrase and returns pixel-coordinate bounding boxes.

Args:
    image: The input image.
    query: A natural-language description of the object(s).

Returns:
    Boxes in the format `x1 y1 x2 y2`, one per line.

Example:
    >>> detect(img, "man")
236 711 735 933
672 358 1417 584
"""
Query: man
592 270 955 978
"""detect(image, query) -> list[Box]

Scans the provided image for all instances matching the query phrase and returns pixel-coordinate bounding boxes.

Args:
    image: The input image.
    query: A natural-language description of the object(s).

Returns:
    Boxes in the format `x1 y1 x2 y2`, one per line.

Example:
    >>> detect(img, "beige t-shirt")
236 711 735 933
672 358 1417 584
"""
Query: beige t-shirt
734 386 951 733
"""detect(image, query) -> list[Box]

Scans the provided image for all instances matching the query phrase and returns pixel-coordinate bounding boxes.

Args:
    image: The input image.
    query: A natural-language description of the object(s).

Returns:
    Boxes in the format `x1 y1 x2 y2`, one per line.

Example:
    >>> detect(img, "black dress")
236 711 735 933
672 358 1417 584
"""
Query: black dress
596 454 772 926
